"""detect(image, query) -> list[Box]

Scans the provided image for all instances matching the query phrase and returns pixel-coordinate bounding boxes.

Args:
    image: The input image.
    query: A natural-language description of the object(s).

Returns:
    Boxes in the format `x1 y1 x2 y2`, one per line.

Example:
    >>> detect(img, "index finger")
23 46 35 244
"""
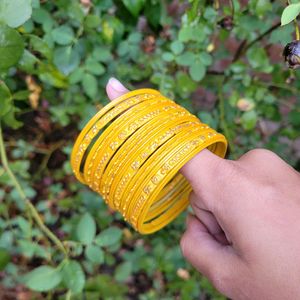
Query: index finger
106 77 129 100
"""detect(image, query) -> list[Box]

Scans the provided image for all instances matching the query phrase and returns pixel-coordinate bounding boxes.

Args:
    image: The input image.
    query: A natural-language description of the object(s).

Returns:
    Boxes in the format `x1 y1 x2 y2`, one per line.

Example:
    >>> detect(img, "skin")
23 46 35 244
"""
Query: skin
106 78 300 299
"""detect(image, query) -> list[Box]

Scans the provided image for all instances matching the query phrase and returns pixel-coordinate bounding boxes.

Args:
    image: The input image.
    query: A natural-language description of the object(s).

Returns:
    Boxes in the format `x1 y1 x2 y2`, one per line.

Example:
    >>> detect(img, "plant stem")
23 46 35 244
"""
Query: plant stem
233 22 281 62
218 79 237 159
287 0 300 40
66 290 72 300
294 19 300 40
0 124 68 258
33 140 65 180
214 0 220 10
229 0 235 18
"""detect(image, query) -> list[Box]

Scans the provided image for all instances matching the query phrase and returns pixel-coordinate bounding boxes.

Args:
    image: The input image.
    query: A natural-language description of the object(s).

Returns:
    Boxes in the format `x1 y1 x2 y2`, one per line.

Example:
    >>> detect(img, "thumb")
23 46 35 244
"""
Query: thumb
180 149 225 189
180 214 240 294
180 148 227 196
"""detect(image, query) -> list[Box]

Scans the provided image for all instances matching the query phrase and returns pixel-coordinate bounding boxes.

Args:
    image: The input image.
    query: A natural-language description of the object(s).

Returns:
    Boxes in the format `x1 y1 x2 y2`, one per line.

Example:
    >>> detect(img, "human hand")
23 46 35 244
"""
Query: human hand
106 78 300 299
180 147 300 299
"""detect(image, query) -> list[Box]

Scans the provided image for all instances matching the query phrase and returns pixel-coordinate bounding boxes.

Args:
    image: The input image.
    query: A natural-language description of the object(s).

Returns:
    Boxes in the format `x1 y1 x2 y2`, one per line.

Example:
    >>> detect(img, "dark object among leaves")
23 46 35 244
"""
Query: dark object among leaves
217 16 234 30
283 40 300 69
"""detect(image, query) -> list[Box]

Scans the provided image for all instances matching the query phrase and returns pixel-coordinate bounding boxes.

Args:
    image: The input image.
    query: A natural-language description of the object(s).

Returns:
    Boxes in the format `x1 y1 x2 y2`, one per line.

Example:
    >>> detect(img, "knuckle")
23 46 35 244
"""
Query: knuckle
241 148 279 161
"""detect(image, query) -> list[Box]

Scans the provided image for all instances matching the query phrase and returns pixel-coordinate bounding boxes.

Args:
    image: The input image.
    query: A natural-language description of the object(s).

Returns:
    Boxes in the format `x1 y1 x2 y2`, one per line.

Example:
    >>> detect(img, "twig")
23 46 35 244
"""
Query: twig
233 22 281 62
33 140 65 180
255 80 298 94
0 124 68 258
232 40 247 62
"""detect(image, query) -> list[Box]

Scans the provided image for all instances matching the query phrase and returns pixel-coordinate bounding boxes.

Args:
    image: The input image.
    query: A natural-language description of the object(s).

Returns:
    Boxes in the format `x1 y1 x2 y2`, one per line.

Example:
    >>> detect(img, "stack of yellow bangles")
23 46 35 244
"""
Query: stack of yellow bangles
71 89 227 234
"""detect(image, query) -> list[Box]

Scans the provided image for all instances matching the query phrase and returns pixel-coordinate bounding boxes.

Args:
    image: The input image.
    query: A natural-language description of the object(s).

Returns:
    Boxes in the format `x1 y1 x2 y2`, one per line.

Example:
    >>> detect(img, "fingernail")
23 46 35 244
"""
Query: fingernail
108 77 127 92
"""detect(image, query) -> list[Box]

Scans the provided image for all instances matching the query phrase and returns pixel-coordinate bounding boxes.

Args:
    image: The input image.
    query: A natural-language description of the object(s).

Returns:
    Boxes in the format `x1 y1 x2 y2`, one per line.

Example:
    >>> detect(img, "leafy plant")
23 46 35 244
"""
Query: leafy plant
1 0 300 299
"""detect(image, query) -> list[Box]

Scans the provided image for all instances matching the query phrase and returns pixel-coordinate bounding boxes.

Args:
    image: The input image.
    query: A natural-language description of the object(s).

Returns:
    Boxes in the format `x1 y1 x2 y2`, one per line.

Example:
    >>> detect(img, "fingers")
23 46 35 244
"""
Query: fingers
189 191 230 245
180 214 240 296
106 77 129 100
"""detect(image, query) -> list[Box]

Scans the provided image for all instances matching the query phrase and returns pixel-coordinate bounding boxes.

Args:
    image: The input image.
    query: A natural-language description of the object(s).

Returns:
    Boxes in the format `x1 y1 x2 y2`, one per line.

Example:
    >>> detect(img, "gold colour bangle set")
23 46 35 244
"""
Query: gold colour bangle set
71 89 228 234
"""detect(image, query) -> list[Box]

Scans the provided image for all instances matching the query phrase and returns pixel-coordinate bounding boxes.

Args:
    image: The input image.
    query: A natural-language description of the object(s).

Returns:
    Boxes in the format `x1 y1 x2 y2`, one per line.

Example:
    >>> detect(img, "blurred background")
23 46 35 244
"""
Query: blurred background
1 0 300 299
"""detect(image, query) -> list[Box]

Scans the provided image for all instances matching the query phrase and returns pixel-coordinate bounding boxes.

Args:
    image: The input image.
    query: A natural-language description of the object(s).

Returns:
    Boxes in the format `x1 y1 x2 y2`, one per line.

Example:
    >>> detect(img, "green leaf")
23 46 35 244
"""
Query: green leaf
76 212 96 244
281 4 300 26
288 111 300 127
0 24 24 70
178 27 194 42
101 16 124 44
85 15 101 28
269 24 293 45
18 49 38 73
92 47 112 62
178 26 206 42
95 227 122 247
198 111 218 128
241 110 258 130
82 73 98 99
13 90 30 100
128 32 142 43
17 240 48 259
53 46 80 75
170 40 184 55
85 244 104 264
0 0 32 28
85 58 105 75
115 261 132 282
29 35 52 60
0 248 10 270
144 1 161 28
175 71 197 96
38 64 68 88
122 0 145 17
2 106 22 129
69 67 85 84
199 52 213 66
176 52 196 66
189 61 205 82
52 25 75 45
85 275 128 298
246 47 273 73
0 81 12 117
162 52 174 62
61 260 85 294
32 8 54 32
23 266 62 292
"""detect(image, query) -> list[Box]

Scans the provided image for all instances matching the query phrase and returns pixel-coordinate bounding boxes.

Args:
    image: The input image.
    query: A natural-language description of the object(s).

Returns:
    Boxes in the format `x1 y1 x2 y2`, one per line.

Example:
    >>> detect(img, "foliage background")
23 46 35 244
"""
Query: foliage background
1 0 300 299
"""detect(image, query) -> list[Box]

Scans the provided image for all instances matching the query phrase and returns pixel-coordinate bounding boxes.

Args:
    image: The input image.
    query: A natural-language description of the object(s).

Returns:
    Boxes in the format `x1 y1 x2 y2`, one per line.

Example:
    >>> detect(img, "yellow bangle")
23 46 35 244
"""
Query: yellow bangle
71 88 227 234
86 97 170 192
100 107 196 208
